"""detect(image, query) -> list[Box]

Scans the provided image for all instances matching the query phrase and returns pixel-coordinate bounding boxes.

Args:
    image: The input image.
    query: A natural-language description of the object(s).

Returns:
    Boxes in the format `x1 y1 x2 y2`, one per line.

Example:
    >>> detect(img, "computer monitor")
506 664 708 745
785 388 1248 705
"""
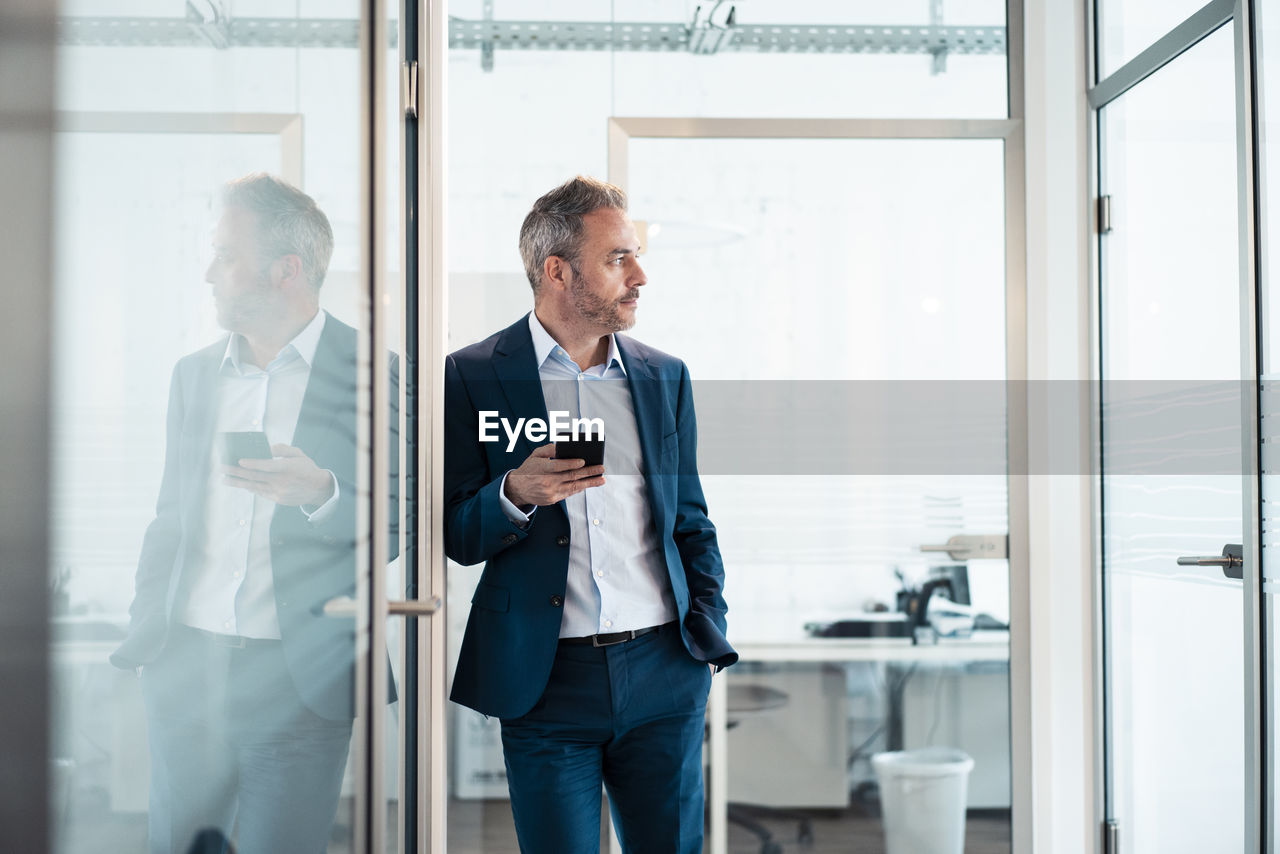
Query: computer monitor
937 565 970 606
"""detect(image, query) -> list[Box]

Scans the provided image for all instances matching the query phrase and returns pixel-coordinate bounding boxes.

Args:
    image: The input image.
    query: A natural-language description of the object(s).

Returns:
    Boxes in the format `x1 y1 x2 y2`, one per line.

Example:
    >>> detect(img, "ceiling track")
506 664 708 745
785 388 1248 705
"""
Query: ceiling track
57 16 1006 57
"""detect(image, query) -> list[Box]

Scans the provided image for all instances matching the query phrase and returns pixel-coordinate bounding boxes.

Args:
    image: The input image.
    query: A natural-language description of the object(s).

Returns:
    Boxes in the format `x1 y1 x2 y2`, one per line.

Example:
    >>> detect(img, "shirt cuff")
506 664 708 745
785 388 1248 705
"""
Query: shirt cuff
302 471 340 522
498 470 535 528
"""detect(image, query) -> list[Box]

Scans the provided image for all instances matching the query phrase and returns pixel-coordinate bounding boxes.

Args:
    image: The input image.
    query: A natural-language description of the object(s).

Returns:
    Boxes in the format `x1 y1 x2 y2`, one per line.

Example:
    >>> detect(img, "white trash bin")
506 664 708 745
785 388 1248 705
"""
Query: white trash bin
872 748 975 854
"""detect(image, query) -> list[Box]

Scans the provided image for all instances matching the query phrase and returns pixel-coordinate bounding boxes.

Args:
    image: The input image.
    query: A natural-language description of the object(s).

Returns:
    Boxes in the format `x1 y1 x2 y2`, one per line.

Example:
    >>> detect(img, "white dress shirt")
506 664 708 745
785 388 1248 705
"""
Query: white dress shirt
180 310 338 639
499 313 677 638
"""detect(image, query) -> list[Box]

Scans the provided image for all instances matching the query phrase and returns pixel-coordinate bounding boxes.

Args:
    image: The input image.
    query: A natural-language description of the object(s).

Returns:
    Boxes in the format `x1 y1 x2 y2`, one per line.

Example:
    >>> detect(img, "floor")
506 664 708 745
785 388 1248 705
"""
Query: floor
55 789 1011 853
448 797 1013 854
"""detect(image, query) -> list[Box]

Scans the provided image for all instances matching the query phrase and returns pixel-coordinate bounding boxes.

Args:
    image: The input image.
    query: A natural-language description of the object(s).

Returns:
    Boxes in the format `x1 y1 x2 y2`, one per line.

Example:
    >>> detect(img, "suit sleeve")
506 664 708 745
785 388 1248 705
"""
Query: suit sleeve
672 361 735 665
110 363 185 669
443 354 532 567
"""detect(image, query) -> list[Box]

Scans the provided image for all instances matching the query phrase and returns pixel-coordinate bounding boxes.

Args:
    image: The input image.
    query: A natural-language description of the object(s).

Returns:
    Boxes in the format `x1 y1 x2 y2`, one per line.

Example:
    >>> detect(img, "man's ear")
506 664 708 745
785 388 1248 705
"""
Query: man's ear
276 254 304 287
543 255 571 292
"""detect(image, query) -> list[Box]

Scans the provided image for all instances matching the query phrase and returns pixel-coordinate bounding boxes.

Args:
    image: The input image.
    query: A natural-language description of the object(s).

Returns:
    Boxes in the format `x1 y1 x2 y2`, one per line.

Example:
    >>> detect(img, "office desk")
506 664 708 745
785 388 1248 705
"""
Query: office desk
706 626 1010 854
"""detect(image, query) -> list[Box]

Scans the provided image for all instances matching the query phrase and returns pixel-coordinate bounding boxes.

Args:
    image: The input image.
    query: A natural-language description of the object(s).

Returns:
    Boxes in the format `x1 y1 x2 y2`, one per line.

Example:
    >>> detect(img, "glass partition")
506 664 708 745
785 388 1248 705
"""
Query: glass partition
46 3 407 852
446 0 1016 837
630 133 1012 853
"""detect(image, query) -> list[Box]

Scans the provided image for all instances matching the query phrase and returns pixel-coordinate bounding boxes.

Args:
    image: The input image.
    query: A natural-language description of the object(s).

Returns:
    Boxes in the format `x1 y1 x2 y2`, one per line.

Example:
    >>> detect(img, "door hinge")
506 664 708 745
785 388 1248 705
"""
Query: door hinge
1097 195 1112 235
402 60 419 119
1103 819 1119 854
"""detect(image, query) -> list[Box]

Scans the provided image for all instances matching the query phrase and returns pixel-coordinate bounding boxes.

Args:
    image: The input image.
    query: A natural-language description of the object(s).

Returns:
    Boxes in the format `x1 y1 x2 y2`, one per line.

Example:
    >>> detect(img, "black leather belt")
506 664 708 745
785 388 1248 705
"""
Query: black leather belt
560 623 664 648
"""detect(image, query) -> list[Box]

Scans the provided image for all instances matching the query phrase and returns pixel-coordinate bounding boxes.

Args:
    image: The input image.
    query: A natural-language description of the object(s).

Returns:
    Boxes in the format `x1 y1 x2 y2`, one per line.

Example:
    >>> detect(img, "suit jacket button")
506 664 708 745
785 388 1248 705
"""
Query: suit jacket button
550 595 563 607
555 535 569 547
501 533 518 545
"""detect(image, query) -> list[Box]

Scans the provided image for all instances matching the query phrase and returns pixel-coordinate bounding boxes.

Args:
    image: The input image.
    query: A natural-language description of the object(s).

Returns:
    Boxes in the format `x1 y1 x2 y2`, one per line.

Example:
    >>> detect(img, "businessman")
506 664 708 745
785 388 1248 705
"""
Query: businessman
444 176 738 853
111 173 388 854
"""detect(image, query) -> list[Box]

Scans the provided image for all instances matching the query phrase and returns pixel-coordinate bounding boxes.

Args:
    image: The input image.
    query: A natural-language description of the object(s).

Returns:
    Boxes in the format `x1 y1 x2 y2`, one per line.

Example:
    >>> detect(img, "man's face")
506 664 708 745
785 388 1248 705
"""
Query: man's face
206 205 276 332
565 207 646 334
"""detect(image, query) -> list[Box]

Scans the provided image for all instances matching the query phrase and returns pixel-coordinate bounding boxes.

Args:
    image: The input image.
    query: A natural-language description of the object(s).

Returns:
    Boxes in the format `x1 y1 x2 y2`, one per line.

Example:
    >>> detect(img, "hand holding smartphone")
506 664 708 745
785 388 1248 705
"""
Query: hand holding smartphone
219 431 273 466
553 433 605 467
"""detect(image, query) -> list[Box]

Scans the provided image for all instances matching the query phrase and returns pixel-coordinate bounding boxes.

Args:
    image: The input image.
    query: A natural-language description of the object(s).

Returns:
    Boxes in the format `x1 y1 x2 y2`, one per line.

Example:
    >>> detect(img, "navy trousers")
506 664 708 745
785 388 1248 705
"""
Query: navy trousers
141 625 352 854
499 623 712 854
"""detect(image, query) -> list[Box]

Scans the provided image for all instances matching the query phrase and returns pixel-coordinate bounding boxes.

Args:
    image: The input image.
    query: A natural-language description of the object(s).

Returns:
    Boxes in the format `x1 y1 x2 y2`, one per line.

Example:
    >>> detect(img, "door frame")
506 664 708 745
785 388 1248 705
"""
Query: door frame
606 115 1031 854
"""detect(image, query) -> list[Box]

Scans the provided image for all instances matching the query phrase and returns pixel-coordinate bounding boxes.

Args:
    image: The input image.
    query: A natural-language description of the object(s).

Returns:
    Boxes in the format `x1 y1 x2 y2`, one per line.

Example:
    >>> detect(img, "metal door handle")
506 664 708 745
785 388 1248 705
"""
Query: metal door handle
321 595 442 618
919 534 1008 561
1176 544 1243 579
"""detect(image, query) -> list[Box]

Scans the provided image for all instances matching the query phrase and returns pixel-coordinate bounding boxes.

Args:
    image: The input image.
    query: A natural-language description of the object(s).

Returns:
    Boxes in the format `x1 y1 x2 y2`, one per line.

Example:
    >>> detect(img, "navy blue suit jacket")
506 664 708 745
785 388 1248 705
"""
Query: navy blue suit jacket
445 314 737 719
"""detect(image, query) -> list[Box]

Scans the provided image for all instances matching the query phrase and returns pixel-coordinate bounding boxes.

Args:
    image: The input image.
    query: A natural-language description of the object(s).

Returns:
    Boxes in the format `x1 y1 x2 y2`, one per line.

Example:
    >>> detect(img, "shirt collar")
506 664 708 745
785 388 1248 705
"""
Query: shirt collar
527 311 626 375
221 309 327 374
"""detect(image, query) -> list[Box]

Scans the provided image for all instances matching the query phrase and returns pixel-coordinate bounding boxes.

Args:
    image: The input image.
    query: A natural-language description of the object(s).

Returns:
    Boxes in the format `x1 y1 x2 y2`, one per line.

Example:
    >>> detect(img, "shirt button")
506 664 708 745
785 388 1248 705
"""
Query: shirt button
251 419 260 427
223 621 231 630
596 570 604 578
603 620 612 628
233 571 241 580
577 374 584 382
238 519 246 527
592 518 601 526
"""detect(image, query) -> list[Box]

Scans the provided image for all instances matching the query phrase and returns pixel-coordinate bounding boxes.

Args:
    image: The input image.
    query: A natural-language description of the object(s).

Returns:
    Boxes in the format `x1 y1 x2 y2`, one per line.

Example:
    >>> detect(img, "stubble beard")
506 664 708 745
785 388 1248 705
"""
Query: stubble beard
216 267 276 333
569 272 639 333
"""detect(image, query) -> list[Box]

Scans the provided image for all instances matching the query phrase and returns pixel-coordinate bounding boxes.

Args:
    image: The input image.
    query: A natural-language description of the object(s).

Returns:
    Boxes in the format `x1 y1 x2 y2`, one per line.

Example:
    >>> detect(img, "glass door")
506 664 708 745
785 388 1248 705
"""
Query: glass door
1095 15 1257 853
44 1 433 852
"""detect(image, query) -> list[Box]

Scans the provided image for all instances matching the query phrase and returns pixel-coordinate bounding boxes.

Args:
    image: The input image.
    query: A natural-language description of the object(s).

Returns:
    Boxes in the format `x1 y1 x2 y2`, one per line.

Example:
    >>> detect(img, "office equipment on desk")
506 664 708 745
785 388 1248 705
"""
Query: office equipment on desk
805 565 979 642
804 613 911 639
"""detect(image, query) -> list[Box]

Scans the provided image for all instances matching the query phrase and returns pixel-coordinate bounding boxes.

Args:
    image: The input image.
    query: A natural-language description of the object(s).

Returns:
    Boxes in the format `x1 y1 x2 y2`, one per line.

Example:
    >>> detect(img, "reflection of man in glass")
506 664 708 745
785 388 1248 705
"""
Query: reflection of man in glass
111 174 364 854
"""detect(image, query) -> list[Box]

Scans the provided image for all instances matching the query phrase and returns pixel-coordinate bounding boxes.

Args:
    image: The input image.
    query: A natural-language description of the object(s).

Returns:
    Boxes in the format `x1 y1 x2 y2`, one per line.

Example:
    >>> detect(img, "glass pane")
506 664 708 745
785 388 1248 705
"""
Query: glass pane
1099 24 1244 852
446 136 1011 851
1098 0 1210 78
632 135 1011 853
446 4 1013 850
45 3 401 852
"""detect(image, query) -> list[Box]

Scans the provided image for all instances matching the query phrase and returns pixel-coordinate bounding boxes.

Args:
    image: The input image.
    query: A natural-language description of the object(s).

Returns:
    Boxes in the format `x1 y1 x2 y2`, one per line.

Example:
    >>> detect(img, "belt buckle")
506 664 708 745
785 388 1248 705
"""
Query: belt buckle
591 630 635 648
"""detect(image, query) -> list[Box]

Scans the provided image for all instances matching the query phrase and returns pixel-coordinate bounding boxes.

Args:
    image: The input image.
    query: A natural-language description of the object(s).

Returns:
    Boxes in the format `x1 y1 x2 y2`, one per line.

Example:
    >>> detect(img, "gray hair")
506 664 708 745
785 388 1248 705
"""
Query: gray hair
519 176 628 292
222 172 334 289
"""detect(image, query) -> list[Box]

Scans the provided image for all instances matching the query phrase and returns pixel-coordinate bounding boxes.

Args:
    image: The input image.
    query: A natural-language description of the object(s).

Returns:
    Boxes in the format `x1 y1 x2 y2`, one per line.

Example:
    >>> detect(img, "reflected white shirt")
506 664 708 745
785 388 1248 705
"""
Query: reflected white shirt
499 312 677 638
180 310 337 639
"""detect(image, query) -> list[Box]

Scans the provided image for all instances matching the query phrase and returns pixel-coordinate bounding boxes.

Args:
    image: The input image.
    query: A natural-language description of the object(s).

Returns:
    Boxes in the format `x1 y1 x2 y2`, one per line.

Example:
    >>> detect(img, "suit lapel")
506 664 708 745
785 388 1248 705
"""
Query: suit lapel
293 313 354 455
617 337 669 529
185 343 222 482
492 315 551 461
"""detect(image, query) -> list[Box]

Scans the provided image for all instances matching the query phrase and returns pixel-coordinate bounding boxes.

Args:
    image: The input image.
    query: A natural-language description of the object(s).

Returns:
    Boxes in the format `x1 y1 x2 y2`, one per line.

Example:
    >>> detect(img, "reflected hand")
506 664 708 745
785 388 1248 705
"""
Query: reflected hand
224 444 335 508
504 444 605 507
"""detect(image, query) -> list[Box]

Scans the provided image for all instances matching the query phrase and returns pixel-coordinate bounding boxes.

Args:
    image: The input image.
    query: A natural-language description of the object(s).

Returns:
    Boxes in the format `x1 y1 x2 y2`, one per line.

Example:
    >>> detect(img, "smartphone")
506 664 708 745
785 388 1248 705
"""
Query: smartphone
554 434 605 468
219 431 273 466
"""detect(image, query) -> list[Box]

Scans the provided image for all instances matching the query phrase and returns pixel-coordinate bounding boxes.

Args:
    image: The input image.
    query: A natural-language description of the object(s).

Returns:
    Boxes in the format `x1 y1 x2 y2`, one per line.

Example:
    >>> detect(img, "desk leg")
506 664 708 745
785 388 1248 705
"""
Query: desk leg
886 661 905 751
708 674 728 854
